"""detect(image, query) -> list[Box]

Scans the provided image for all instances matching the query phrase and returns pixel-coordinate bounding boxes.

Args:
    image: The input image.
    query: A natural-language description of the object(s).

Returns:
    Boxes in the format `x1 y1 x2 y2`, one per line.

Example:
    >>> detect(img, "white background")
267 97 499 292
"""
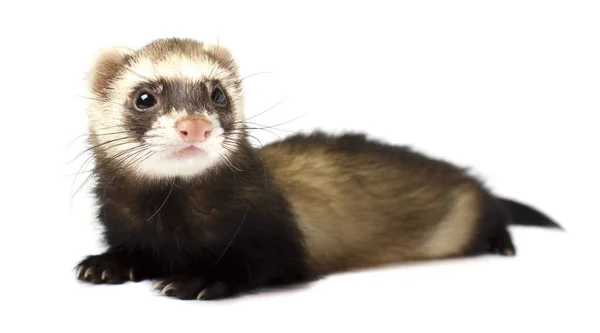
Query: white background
1 1 598 332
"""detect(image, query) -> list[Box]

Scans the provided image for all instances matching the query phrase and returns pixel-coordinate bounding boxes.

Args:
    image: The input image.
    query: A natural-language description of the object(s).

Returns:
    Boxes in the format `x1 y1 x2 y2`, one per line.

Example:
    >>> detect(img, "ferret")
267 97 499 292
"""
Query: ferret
75 37 563 301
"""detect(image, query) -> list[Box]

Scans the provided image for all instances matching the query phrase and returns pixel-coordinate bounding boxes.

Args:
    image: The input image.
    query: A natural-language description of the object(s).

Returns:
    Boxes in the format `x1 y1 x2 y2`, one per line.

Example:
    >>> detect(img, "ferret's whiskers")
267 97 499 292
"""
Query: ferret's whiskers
126 150 155 170
66 145 155 178
86 145 152 207
241 97 288 122
219 144 238 156
249 126 283 140
213 200 252 268
219 146 238 194
68 136 138 164
238 71 273 82
71 144 150 199
146 181 175 222
220 141 268 194
218 151 244 172
75 94 122 107
67 128 134 147
245 122 300 134
224 132 265 148
249 114 309 130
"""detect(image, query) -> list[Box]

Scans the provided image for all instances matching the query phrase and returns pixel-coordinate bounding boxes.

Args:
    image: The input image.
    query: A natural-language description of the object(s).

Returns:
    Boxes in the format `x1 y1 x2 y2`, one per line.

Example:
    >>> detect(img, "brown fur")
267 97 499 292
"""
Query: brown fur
259 132 485 274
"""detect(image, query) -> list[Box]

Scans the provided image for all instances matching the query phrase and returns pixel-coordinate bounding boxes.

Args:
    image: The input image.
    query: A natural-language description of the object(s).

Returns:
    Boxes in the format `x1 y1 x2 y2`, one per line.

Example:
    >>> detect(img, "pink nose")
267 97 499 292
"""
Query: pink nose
175 117 213 143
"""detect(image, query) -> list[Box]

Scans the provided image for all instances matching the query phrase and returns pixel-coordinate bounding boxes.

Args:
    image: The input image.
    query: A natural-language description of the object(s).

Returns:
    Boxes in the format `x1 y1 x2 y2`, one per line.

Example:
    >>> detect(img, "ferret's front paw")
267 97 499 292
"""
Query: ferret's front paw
152 277 237 300
75 253 141 284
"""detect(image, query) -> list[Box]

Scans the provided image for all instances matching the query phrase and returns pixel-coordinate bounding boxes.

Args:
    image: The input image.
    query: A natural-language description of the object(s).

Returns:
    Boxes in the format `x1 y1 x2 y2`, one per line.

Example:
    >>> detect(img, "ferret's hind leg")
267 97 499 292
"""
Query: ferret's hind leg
466 193 517 257
488 227 516 256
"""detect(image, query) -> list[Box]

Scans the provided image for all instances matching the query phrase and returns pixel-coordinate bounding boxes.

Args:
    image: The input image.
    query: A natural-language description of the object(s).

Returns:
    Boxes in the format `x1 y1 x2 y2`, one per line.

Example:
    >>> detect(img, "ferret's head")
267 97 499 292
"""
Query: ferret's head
86 38 246 181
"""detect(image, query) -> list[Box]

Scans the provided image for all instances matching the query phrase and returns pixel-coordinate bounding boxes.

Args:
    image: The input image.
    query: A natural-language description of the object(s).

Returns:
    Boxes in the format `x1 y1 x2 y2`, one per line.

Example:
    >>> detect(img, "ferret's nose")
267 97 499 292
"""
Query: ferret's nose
175 118 213 143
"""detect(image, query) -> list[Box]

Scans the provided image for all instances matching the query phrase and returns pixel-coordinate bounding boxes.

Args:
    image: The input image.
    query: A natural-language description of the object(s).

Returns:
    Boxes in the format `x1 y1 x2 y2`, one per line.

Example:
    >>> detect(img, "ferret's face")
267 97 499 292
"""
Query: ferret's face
86 39 245 180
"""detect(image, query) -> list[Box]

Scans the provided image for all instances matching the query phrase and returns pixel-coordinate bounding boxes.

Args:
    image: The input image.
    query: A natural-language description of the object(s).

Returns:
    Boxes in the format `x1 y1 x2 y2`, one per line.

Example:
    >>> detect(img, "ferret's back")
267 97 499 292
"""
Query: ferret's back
259 132 485 274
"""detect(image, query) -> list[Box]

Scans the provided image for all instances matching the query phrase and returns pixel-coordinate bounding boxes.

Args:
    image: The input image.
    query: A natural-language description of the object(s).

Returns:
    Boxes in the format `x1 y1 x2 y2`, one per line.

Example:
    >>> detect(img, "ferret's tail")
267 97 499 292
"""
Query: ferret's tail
498 197 564 230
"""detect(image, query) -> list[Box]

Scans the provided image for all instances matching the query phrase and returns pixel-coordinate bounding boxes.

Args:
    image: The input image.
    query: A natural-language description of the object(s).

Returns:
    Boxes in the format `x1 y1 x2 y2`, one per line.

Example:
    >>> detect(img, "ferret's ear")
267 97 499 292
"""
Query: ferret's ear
87 46 134 97
203 42 236 68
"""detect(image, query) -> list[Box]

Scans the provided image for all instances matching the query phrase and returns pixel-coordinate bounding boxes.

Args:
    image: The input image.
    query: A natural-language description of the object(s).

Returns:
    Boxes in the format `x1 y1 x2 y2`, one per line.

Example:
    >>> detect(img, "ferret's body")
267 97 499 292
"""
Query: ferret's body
261 132 491 275
75 38 562 300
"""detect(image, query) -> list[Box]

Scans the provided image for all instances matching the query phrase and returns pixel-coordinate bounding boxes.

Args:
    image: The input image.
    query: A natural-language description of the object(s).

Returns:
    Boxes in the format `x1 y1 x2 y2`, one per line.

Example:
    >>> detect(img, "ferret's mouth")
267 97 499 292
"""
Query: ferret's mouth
170 145 207 159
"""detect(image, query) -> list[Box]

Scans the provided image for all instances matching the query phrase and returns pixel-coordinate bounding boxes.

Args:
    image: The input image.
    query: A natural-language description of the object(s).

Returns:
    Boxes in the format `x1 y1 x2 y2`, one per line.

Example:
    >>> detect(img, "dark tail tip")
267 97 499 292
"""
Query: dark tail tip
498 197 564 231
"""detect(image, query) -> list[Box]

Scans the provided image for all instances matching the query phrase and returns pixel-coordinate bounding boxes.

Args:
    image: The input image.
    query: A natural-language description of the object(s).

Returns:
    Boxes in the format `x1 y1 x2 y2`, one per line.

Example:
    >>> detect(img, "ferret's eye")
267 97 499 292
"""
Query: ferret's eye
135 92 157 110
210 87 227 106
